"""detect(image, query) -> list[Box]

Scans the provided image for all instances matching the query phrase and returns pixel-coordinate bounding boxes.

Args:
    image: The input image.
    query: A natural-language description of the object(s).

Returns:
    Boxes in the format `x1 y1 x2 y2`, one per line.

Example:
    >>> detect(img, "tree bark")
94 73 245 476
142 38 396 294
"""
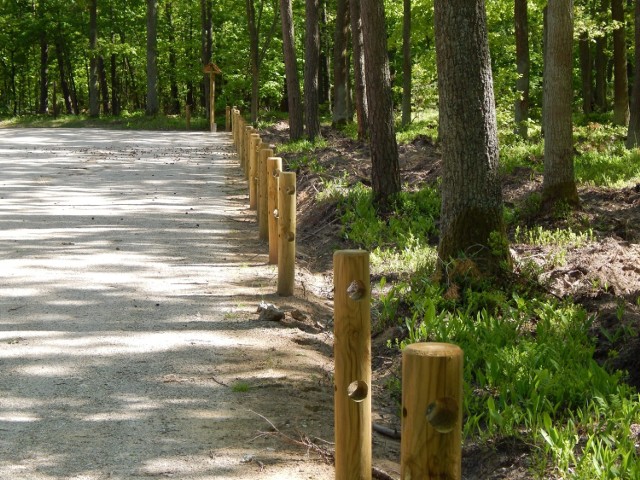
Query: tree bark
332 0 349 127
612 0 629 125
55 35 74 114
146 0 159 115
279 0 304 139
110 52 120 116
88 0 99 117
166 2 180 115
626 0 640 147
514 0 529 137
579 30 593 115
246 0 260 123
201 0 213 115
39 32 49 115
98 56 109 115
543 0 579 205
349 0 368 139
401 0 411 127
360 0 400 209
304 0 321 139
434 0 508 273
594 0 609 112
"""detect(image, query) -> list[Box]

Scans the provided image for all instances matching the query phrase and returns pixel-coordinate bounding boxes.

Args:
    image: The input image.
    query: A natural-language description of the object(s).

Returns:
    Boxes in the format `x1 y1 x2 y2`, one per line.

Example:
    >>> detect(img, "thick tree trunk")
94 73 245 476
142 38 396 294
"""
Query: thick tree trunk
98 56 110 115
332 0 349 127
594 0 609 112
612 0 629 125
146 0 159 115
514 0 529 137
246 0 260 123
166 2 180 115
626 0 640 147
543 0 579 205
349 0 368 139
201 0 213 116
360 0 400 209
319 2 331 107
88 0 99 117
401 0 411 127
110 52 120 116
55 36 74 114
279 0 304 139
39 33 49 115
579 30 593 115
435 0 508 274
304 0 321 140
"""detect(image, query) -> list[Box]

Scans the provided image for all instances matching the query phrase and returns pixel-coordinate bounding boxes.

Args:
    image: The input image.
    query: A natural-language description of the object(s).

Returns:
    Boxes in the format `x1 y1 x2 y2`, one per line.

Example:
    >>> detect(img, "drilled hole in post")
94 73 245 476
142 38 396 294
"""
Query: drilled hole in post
286 186 296 195
287 232 295 242
347 380 368 402
425 397 458 433
347 280 366 300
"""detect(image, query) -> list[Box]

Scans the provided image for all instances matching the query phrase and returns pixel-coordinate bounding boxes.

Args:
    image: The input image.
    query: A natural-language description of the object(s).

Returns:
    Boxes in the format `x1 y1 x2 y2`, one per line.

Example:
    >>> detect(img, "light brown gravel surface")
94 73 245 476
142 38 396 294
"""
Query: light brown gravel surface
0 129 338 479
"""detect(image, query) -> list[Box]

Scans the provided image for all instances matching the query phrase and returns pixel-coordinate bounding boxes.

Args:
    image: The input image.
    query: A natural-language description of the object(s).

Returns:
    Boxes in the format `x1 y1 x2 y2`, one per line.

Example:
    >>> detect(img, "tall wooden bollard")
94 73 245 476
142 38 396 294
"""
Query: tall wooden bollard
186 105 191 130
258 145 274 241
333 250 372 480
249 135 261 210
226 106 231 132
277 172 296 296
243 126 254 180
401 343 463 480
267 157 282 264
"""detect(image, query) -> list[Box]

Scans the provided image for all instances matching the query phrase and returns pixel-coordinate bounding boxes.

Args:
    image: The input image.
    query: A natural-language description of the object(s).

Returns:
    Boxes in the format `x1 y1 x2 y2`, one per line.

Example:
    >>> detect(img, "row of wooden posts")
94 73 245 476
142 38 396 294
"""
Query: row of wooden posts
225 108 463 479
229 107 296 297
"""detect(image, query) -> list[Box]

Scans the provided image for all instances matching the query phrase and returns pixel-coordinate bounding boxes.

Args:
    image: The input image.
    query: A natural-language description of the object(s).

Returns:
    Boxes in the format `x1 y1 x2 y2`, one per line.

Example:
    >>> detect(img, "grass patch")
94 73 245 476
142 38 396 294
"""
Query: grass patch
276 137 328 154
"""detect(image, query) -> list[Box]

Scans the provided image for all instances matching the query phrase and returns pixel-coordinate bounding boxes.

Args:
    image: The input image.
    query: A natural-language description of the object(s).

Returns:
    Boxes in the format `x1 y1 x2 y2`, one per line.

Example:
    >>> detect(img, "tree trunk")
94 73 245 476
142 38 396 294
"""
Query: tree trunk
401 0 411 127
146 0 159 115
166 2 180 115
543 0 579 205
98 56 110 115
514 0 529 137
332 0 349 127
279 0 304 139
579 30 593 115
304 0 321 139
349 0 368 139
39 32 49 115
55 36 74 114
360 0 400 210
594 0 609 112
626 0 640 147
319 1 331 107
201 0 213 116
88 0 99 117
246 0 260 123
434 0 509 274
110 52 120 116
612 0 629 125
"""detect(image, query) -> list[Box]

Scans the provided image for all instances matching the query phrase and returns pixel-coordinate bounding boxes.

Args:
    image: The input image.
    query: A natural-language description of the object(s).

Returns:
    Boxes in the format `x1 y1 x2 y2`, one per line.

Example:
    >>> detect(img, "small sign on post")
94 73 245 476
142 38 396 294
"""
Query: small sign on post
202 62 222 132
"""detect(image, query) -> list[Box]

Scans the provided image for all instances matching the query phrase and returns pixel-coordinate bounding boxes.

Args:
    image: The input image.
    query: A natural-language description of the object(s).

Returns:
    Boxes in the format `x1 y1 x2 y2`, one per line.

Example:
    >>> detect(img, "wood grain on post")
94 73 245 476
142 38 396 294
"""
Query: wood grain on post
258 146 274 241
401 342 463 480
249 134 261 210
209 74 215 132
333 250 372 480
277 172 296 296
225 106 231 132
243 126 254 180
267 157 282 264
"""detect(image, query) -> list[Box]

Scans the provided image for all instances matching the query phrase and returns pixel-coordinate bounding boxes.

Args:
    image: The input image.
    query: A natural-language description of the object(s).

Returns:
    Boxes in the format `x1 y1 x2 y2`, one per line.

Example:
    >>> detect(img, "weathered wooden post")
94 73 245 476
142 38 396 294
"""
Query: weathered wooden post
277 172 296 296
202 62 221 132
226 106 231 132
401 343 463 480
243 125 254 180
267 157 282 264
333 250 372 480
249 134 261 210
258 145 274 241
185 104 191 130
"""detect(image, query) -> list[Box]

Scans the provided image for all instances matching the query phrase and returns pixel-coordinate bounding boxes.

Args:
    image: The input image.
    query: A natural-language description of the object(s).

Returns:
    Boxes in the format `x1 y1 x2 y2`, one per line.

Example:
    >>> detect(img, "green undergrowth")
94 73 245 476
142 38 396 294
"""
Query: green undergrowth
1 112 210 130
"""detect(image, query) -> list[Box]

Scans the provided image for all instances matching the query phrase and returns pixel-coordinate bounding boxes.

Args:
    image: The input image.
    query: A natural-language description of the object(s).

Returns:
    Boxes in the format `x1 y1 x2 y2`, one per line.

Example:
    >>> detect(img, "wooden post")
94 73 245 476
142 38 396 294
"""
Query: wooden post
401 343 463 480
258 145 274 241
267 157 282 264
243 126 254 180
203 62 221 132
249 134 261 210
226 106 231 132
185 104 191 130
277 172 296 296
333 250 372 480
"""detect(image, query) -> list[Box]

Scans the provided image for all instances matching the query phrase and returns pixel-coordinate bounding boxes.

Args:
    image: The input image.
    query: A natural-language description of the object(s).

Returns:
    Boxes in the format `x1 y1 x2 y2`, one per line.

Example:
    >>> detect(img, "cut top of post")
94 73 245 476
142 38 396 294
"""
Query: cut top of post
403 342 462 358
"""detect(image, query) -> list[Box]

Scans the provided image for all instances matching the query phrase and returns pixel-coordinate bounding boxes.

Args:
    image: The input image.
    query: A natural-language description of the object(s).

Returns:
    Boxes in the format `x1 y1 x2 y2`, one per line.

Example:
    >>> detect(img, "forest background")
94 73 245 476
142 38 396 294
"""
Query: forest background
2 0 640 478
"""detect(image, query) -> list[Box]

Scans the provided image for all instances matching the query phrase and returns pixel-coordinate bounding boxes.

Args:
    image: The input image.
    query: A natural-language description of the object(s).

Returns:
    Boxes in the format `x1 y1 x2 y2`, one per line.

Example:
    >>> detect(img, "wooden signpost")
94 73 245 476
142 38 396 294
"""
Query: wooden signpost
202 62 221 132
